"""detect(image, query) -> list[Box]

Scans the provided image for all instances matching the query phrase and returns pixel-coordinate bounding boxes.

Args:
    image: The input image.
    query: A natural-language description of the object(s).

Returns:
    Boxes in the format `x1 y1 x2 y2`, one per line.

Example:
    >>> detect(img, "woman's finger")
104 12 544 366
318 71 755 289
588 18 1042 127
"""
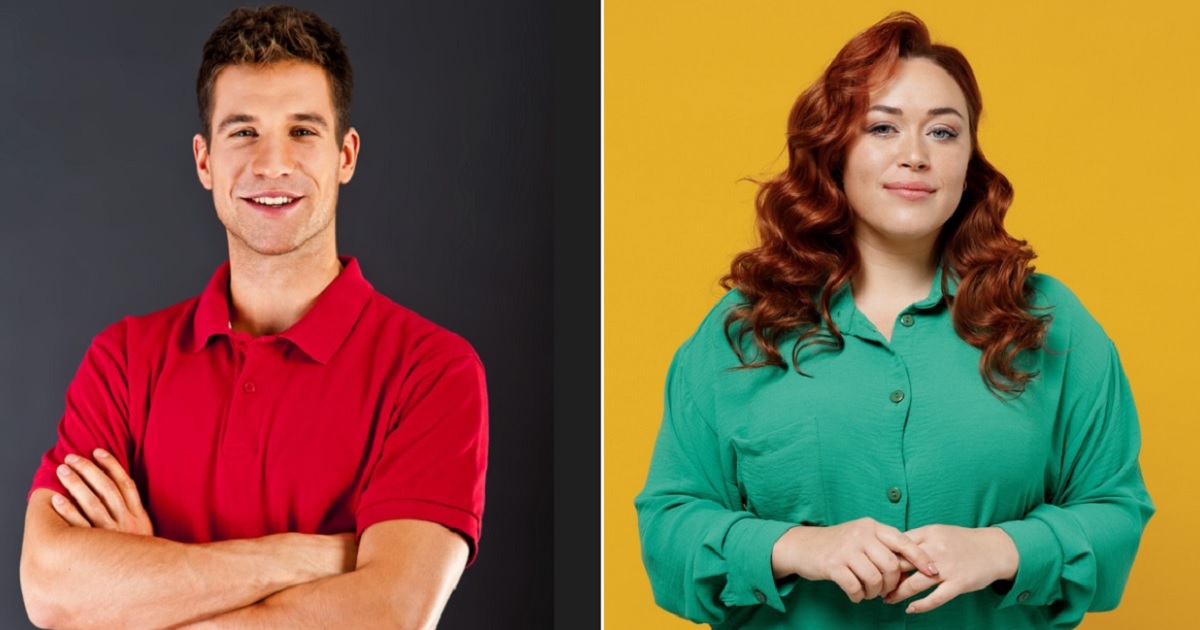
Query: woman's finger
846 553 885 600
863 544 903 597
829 565 866 603
885 571 938 604
907 581 960 614
876 526 939 577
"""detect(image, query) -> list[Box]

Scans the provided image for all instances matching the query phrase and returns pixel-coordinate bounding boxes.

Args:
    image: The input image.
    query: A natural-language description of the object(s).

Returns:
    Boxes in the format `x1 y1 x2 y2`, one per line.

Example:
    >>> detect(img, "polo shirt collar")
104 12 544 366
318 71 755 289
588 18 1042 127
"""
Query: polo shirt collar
190 256 374 364
828 262 959 337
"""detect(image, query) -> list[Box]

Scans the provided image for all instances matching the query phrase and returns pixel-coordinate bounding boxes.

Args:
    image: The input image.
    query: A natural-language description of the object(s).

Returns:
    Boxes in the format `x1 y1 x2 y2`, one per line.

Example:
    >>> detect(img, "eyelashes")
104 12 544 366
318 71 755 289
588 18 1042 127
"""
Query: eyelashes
865 123 960 140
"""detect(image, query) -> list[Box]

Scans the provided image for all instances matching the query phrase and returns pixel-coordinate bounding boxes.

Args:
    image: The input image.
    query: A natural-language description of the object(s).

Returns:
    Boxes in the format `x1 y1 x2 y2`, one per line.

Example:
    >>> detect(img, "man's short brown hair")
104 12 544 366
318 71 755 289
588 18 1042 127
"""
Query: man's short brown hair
197 5 353 142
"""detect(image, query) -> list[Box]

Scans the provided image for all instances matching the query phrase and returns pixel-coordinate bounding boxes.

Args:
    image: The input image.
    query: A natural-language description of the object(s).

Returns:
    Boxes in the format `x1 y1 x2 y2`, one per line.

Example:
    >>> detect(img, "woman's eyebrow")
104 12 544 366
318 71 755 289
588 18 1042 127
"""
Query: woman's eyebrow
868 104 964 119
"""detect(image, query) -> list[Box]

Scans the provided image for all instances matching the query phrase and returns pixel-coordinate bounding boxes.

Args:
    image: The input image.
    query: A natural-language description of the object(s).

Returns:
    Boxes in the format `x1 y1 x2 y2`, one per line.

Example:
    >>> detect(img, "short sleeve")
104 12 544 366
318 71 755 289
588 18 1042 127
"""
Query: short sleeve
355 340 489 564
29 321 136 499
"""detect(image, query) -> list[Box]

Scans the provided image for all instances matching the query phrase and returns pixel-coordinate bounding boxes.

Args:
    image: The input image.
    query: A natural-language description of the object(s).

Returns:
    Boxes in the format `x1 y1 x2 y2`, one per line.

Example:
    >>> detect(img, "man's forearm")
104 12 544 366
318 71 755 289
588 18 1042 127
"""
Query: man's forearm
182 520 469 630
22 490 353 630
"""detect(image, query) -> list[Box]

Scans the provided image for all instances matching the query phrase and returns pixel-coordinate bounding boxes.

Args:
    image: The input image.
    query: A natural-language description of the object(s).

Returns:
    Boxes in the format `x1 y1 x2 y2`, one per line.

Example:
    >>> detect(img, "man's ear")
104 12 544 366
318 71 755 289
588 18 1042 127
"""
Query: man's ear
339 127 360 185
193 134 213 190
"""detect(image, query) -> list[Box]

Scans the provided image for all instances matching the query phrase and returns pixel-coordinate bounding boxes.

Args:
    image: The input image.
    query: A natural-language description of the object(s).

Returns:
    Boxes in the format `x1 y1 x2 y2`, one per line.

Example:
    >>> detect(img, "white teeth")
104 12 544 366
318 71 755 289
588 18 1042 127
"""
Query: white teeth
251 196 295 206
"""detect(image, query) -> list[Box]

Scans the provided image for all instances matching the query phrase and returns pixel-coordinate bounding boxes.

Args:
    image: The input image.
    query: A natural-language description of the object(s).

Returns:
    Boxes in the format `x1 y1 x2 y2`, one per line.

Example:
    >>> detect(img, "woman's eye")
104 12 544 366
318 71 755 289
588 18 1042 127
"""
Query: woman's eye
930 128 958 140
867 123 896 136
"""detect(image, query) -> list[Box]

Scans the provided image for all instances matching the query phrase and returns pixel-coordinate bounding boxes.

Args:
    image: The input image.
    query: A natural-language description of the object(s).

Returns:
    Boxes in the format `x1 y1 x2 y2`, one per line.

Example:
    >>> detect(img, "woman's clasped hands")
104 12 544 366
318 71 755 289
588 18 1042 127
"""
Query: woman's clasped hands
771 518 1020 614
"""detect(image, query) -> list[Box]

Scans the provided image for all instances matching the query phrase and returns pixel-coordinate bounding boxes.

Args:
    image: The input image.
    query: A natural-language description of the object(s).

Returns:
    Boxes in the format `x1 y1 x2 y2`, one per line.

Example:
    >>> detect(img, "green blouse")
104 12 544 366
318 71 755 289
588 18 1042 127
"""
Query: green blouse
635 272 1153 629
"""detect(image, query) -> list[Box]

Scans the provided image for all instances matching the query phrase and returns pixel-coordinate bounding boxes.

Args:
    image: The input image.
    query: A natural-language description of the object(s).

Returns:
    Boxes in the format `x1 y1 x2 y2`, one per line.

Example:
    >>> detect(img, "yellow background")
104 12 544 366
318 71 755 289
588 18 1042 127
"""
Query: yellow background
605 2 1199 627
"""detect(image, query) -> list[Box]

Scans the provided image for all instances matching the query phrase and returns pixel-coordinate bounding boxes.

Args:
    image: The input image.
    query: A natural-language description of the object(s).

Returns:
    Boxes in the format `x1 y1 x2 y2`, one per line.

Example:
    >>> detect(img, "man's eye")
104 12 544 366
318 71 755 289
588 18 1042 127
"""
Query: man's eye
292 128 316 137
231 129 256 138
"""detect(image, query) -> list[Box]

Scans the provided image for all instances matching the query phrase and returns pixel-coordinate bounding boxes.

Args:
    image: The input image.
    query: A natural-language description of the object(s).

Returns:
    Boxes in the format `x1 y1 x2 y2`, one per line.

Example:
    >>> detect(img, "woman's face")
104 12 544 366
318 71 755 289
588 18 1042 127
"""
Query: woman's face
842 57 971 255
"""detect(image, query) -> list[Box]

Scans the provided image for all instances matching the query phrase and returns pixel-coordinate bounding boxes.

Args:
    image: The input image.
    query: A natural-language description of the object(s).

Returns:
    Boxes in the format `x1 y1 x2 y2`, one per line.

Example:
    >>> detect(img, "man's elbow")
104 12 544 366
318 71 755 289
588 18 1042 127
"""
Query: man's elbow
381 589 455 630
21 546 73 629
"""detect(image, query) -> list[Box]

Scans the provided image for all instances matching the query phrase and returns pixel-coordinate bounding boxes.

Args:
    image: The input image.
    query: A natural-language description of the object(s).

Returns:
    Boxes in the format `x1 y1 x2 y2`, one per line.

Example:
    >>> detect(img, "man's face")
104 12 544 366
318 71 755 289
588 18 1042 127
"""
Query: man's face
193 61 359 258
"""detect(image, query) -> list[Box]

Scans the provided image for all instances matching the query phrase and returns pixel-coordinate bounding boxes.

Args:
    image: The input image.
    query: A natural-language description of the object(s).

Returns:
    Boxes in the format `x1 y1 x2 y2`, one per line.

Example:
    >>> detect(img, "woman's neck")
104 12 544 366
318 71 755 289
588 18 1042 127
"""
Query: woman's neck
851 237 939 342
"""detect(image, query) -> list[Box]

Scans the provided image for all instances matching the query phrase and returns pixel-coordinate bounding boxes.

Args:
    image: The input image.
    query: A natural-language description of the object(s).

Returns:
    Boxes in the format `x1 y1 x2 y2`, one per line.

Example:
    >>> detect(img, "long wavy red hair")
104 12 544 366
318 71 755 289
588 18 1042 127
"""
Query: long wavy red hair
722 12 1047 395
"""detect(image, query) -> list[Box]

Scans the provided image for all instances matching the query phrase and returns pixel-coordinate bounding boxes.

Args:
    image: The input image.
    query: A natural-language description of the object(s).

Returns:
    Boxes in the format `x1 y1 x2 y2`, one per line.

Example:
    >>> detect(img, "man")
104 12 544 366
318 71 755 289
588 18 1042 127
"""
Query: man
20 6 488 628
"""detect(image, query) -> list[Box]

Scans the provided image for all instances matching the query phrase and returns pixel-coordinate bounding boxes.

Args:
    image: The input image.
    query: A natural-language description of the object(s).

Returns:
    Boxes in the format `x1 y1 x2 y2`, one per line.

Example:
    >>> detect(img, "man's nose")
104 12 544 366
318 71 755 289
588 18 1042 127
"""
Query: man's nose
251 135 295 178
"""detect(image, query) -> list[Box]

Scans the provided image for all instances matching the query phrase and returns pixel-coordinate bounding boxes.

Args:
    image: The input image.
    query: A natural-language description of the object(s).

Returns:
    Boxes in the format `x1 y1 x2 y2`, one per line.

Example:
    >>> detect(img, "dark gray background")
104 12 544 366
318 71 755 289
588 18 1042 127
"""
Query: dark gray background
0 1 555 627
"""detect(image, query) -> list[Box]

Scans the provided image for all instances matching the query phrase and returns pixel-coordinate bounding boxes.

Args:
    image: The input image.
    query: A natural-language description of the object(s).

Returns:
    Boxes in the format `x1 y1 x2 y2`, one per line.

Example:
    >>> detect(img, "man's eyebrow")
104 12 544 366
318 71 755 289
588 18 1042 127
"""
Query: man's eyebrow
215 113 330 131
868 104 964 119
216 114 256 131
292 113 329 128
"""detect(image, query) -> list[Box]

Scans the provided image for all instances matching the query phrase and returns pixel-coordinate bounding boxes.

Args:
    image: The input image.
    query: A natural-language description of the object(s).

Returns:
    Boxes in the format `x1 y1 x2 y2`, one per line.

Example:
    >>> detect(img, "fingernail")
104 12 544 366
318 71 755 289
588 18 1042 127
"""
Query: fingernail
906 604 916 614
57 464 71 477
94 449 109 459
927 563 939 576
51 494 65 506
64 454 79 464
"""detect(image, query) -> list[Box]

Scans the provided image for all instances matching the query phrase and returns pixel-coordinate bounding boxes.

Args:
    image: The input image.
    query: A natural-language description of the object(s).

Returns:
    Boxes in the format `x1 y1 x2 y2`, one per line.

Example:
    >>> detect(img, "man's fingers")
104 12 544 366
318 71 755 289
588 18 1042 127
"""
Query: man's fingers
64 454 127 517
877 527 938 577
92 448 145 515
56 462 116 528
49 493 91 528
906 581 959 614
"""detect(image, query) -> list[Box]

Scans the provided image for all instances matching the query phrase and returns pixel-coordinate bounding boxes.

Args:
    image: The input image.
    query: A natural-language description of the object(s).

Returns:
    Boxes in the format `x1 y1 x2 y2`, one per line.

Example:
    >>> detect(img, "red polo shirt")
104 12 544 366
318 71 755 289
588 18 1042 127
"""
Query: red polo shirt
31 257 487 561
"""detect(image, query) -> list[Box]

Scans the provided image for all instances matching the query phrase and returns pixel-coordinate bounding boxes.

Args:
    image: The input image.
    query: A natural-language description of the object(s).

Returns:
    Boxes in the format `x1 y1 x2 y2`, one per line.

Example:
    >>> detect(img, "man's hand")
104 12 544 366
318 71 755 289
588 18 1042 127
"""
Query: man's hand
771 518 940 602
883 525 1019 614
52 449 153 536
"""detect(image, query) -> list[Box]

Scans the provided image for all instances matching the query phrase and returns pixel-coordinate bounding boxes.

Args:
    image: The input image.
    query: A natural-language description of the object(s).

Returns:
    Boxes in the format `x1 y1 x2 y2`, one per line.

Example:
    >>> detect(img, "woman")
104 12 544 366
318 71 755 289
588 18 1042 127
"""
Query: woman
634 12 1153 629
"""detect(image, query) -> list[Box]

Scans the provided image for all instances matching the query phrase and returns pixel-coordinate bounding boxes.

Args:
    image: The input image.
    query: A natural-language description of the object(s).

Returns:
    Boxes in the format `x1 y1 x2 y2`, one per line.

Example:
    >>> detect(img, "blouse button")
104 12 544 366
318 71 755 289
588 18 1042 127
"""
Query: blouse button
887 487 903 503
889 390 905 404
899 314 915 327
243 381 256 393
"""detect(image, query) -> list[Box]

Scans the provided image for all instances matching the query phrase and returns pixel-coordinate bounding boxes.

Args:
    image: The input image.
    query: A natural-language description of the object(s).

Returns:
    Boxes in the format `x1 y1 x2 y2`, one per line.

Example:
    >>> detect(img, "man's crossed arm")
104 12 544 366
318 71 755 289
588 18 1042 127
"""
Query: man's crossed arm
21 449 468 629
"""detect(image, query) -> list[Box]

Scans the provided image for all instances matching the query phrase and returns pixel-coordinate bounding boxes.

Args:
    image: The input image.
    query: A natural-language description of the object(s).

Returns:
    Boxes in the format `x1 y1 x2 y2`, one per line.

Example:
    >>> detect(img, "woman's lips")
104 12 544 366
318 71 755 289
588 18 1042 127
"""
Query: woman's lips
883 183 935 201
885 187 933 200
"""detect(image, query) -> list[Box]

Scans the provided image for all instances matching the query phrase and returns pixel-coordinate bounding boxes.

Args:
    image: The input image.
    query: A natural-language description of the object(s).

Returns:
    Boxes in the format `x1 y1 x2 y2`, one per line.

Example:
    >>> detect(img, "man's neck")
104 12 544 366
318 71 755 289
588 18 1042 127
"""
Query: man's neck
227 241 343 337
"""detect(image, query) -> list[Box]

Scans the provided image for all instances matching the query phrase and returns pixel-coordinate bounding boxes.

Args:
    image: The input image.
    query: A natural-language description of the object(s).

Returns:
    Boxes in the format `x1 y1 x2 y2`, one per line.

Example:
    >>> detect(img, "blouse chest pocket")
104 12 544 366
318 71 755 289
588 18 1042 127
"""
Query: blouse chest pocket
729 416 828 526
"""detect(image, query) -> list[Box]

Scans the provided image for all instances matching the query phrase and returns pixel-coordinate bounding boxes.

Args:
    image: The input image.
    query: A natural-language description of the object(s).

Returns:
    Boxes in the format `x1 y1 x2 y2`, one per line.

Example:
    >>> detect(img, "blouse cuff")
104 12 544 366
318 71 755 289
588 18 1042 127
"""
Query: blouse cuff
718 518 799 613
994 516 1065 608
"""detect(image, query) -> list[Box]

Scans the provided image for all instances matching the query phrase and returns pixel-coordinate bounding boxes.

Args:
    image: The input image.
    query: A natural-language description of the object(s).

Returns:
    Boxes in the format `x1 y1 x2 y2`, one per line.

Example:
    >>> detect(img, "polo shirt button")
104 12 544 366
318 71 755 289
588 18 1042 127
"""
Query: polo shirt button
887 487 902 503
900 314 914 327
1017 591 1030 603
754 590 766 603
889 390 904 403
243 381 256 393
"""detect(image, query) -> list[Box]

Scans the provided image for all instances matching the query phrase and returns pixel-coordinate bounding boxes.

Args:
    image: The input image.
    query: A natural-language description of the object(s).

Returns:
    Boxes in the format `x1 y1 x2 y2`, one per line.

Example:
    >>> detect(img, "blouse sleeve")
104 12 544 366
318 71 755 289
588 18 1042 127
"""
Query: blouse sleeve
634 343 798 625
994 338 1154 625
